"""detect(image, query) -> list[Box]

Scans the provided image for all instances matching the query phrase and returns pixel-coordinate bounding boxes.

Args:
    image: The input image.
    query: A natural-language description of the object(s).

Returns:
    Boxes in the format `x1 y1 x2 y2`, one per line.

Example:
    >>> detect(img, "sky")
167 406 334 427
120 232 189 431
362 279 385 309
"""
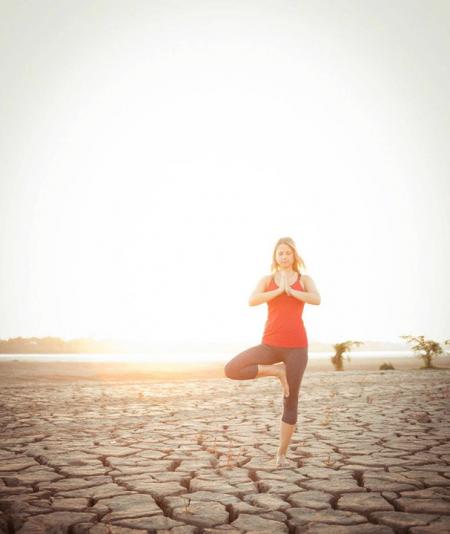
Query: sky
1 0 449 350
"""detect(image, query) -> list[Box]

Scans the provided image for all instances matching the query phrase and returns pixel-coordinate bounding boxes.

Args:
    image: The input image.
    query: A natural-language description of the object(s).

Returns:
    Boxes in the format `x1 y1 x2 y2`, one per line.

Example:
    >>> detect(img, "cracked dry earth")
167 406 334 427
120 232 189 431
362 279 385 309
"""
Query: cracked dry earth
1 369 450 533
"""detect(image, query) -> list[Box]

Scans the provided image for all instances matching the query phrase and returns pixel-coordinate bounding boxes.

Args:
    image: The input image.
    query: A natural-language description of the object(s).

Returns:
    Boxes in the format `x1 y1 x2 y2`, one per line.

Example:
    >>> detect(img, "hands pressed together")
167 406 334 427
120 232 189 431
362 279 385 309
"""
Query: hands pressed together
278 271 294 296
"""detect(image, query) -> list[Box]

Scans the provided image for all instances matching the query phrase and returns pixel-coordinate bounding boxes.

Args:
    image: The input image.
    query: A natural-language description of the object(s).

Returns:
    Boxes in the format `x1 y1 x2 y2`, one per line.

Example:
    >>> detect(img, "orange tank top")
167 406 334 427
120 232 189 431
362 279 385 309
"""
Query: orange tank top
262 273 308 348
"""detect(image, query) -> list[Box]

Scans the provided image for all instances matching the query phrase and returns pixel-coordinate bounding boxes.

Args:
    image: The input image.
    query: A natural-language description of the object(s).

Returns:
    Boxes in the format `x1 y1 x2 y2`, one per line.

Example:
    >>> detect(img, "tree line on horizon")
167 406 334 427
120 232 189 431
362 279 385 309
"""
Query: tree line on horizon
0 336 124 354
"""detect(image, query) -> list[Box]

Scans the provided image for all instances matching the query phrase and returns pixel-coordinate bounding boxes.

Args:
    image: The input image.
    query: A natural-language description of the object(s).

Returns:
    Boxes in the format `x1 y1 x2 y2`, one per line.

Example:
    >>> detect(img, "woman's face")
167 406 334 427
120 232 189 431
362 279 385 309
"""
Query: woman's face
276 243 294 268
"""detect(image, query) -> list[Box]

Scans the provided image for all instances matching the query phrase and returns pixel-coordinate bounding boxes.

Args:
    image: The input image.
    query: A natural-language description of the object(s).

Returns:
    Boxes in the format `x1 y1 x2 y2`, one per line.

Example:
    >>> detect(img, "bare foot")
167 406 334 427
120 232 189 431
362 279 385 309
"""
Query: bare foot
274 364 289 398
275 449 287 468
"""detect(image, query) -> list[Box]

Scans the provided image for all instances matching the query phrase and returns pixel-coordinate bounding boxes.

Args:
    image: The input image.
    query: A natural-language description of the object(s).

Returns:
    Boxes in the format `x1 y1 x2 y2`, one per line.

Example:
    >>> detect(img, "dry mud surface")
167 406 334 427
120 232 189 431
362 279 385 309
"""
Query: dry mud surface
1 367 450 533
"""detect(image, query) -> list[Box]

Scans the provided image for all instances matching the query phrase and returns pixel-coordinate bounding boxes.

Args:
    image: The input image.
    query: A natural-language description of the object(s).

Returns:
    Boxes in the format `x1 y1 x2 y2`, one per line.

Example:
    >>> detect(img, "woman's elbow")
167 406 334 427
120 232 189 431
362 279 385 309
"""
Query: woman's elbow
309 293 321 305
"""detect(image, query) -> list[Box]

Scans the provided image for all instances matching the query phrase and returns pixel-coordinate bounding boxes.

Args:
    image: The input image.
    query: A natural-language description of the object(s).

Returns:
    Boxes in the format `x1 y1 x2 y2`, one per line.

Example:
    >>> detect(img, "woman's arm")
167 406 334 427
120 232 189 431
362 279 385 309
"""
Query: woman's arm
249 275 283 306
287 275 321 305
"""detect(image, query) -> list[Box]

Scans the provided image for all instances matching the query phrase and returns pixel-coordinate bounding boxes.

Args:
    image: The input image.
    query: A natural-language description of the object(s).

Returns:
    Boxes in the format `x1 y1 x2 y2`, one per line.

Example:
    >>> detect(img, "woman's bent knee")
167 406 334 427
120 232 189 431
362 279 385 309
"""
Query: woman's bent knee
224 362 235 379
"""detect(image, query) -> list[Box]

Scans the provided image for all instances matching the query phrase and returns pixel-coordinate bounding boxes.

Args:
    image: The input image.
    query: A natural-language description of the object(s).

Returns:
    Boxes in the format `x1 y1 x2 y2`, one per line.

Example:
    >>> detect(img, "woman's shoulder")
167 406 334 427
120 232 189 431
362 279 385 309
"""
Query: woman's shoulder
299 273 316 290
255 273 273 289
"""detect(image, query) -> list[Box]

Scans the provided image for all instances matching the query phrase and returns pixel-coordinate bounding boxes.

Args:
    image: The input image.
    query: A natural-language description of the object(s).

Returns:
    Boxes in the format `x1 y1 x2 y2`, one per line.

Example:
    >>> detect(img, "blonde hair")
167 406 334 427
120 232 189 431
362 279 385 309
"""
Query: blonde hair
270 236 306 274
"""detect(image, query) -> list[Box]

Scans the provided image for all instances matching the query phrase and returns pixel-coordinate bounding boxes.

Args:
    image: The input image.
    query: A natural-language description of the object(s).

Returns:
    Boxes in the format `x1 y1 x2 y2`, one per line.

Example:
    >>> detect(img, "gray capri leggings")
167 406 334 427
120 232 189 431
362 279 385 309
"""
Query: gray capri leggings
224 343 308 425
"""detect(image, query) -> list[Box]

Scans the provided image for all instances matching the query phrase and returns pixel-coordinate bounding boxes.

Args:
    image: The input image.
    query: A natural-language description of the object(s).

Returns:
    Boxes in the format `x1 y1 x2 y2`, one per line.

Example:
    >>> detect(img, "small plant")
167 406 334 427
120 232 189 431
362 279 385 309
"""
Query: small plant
331 340 363 371
320 408 332 427
182 497 193 514
400 335 448 369
212 435 217 454
379 362 395 370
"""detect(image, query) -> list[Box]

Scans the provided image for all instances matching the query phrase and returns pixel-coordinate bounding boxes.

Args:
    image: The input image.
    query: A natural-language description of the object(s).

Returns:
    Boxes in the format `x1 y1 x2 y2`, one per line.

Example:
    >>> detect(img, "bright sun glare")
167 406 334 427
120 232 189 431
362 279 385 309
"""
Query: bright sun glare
1 2 449 354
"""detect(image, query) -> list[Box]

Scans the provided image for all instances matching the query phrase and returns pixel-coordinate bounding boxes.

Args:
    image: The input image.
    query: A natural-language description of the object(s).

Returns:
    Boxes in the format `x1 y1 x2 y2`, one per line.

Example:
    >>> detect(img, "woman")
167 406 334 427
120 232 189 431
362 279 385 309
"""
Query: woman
224 236 321 467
